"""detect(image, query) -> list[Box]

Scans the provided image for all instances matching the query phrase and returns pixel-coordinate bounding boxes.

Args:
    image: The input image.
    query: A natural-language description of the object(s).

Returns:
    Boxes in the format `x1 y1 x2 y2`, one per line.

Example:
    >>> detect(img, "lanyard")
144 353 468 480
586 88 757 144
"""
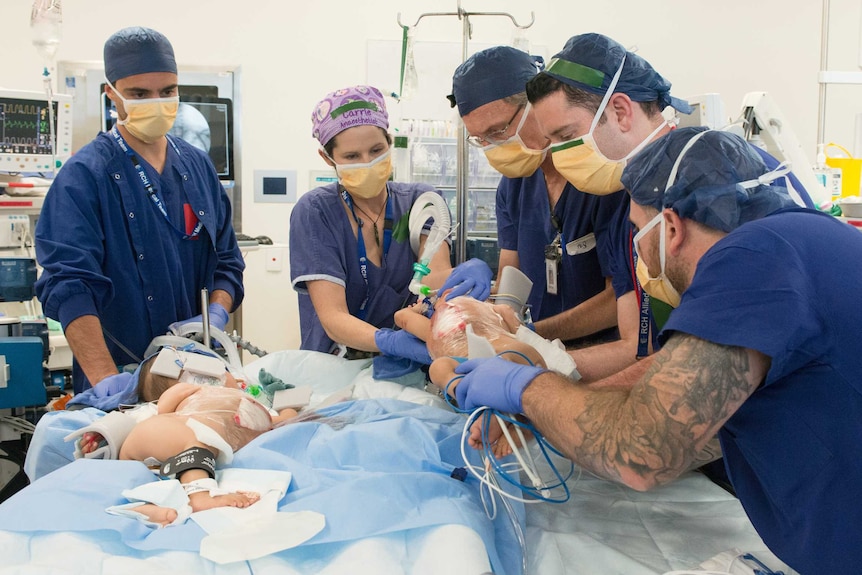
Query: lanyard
549 187 568 247
111 126 203 240
629 227 652 359
340 185 393 321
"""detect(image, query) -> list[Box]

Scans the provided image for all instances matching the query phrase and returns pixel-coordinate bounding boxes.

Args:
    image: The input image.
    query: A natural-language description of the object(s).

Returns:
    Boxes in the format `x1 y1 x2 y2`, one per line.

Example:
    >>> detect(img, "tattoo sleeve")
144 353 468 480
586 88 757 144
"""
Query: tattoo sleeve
552 334 763 488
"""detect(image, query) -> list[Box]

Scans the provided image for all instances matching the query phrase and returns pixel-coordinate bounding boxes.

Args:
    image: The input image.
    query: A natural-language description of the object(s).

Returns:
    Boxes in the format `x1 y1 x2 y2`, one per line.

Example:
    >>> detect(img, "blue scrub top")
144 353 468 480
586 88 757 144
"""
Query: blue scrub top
290 181 442 353
660 208 862 574
496 169 626 339
35 131 244 393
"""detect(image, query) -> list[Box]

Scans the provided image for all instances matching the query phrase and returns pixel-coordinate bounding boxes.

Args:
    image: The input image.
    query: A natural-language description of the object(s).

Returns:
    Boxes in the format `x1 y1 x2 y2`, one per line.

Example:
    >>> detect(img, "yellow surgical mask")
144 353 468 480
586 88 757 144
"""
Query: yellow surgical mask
633 212 681 308
482 103 549 178
108 80 178 144
549 55 672 195
331 149 392 199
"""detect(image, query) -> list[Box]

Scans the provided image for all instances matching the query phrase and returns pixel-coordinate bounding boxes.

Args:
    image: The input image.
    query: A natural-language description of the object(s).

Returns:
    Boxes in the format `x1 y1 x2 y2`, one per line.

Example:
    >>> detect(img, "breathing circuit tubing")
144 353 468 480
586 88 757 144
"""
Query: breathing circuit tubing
408 191 452 296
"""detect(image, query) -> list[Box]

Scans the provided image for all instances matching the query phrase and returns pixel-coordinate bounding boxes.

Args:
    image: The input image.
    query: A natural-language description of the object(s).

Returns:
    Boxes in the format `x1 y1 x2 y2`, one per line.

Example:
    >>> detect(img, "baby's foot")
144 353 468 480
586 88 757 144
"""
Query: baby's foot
135 503 178 527
189 490 260 512
469 414 534 459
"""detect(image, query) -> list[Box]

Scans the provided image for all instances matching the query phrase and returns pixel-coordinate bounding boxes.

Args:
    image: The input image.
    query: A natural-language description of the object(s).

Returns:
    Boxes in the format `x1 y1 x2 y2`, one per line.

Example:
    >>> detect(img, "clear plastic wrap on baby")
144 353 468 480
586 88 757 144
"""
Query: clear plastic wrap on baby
173 387 272 453
427 296 518 359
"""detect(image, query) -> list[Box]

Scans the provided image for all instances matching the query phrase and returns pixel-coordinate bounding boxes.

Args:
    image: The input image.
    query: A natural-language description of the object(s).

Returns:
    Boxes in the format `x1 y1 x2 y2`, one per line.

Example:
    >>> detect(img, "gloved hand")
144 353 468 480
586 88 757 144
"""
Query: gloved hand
440 258 493 301
67 371 138 410
453 356 546 413
169 302 230 335
372 355 424 380
374 328 432 365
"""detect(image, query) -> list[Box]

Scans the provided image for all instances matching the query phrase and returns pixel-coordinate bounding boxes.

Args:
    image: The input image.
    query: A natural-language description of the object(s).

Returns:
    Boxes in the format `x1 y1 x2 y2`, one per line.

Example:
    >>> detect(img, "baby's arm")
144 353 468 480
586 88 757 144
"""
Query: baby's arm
394 303 432 342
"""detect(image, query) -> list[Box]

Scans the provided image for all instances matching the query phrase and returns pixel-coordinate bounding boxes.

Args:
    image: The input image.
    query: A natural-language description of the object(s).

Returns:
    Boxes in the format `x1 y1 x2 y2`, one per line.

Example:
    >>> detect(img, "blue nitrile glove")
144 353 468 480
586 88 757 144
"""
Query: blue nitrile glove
374 328 432 365
440 258 493 301
372 355 424 380
67 371 138 410
453 356 546 413
169 302 230 334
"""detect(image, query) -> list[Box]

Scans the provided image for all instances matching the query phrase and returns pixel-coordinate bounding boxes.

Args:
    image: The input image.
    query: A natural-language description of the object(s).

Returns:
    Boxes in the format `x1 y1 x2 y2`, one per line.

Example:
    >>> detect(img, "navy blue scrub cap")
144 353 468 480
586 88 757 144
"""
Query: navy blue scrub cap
448 46 545 116
622 127 797 232
104 26 177 84
544 33 692 114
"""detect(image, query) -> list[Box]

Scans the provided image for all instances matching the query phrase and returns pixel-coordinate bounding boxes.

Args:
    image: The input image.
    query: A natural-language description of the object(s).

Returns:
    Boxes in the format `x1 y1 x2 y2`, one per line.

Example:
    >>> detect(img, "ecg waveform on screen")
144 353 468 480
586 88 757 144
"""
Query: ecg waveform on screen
0 98 55 155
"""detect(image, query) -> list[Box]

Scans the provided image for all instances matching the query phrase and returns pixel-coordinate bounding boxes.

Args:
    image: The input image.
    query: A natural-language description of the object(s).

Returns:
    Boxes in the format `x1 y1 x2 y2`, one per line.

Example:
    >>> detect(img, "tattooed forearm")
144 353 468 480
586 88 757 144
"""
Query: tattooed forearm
525 333 766 490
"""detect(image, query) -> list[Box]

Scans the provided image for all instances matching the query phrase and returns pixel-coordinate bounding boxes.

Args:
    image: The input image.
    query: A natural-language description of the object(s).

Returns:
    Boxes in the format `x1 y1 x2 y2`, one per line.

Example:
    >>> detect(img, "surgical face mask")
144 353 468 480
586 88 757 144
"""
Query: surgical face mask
631 129 712 308
107 80 179 144
550 55 672 195
634 212 681 308
329 148 392 199
481 103 549 178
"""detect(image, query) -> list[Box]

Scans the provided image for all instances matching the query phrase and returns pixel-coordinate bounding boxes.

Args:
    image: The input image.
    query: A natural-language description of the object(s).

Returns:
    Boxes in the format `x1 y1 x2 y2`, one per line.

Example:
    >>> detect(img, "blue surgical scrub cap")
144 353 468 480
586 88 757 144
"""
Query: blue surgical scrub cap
104 26 177 84
449 46 545 117
622 127 798 232
544 33 692 114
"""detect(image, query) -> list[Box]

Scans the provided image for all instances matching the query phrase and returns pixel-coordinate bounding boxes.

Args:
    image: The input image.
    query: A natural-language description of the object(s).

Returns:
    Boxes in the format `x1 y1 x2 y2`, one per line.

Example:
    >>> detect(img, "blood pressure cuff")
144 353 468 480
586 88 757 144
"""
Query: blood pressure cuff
160 446 217 481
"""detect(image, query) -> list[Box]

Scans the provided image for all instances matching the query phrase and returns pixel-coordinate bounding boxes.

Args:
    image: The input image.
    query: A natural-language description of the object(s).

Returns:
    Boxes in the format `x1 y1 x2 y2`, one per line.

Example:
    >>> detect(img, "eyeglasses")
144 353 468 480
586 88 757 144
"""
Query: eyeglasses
465 104 524 148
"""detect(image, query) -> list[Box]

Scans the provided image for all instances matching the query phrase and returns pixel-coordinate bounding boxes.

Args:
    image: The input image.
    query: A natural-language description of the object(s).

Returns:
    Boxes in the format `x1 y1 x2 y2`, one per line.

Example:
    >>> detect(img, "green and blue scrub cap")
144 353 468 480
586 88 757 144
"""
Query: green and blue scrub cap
448 46 545 116
544 33 692 114
622 127 797 232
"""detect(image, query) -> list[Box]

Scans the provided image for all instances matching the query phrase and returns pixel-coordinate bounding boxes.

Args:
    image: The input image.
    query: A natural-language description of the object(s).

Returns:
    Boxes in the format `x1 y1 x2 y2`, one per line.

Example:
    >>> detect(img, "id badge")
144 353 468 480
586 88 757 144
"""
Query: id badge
545 258 558 294
544 242 561 295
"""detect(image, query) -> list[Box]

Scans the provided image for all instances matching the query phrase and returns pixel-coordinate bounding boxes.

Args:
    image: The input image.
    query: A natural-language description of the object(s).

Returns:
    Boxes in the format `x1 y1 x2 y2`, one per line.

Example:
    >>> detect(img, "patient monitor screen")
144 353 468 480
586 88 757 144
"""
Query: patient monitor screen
0 96 58 156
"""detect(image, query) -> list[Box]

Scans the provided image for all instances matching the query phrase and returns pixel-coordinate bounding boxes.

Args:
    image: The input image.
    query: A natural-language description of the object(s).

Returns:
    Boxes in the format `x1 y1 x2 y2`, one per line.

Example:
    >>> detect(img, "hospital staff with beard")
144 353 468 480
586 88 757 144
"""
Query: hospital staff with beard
290 85 492 379
433 127 862 575
448 47 627 348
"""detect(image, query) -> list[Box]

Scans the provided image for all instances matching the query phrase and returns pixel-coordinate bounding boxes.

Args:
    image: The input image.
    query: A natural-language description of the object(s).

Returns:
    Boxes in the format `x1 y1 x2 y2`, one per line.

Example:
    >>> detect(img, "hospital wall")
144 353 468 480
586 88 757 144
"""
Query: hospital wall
2 0 860 350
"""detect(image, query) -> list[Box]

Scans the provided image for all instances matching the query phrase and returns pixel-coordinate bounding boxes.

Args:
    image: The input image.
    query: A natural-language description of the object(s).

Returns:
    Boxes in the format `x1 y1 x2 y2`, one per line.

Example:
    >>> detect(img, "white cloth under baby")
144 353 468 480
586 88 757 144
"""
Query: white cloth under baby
465 323 580 379
106 467 322 563
191 468 325 564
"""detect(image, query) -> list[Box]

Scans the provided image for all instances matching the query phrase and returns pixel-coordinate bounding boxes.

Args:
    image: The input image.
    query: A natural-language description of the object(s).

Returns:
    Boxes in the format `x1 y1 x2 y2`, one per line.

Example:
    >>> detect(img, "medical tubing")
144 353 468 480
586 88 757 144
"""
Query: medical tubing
460 407 544 504
487 411 573 501
444 375 469 412
227 330 269 358
408 191 451 295
465 406 572 504
172 323 242 368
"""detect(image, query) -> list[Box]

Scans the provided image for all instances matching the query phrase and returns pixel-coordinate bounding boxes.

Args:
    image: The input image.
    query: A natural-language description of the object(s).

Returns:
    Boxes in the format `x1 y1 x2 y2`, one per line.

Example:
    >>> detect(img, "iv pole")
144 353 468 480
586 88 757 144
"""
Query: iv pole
396 2 534 265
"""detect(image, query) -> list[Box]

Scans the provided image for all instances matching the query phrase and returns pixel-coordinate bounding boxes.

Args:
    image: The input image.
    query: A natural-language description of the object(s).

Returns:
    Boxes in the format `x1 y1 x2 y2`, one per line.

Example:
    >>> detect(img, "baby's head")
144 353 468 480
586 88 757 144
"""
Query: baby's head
137 348 238 402
427 296 521 359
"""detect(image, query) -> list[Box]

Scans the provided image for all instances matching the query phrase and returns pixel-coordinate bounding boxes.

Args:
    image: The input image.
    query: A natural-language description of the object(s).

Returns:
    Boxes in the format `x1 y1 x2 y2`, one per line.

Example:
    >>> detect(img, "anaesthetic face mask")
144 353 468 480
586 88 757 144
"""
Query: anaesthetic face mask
549 55 673 195
107 79 179 144
329 148 393 199
482 102 549 178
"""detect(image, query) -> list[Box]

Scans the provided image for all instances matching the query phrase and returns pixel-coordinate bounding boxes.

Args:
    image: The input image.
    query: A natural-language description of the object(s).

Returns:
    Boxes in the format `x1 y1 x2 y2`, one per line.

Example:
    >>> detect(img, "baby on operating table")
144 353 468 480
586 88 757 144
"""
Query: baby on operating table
394 293 576 457
71 348 302 526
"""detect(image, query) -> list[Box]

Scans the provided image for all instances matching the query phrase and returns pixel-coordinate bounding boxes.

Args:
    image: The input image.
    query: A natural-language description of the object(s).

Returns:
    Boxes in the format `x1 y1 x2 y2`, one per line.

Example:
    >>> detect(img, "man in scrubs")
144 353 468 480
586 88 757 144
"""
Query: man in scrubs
435 127 862 574
35 27 244 402
448 47 626 352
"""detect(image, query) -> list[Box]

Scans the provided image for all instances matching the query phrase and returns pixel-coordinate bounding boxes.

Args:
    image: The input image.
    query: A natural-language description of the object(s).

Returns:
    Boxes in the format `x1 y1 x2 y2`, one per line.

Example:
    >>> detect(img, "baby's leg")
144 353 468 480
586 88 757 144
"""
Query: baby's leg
120 415 199 462
133 503 179 527
188 488 260 512
428 356 533 459
429 357 518 458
